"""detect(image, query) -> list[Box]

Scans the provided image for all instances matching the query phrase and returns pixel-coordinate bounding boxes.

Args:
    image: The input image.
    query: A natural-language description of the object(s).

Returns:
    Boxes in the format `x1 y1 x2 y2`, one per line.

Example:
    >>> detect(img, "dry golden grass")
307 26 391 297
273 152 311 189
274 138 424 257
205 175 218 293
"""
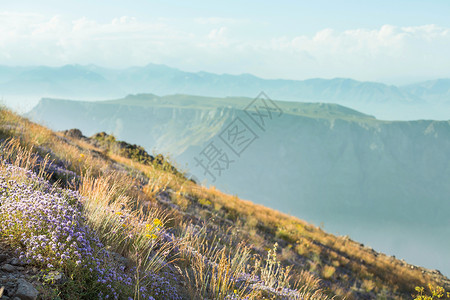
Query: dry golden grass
179 177 444 294
322 265 336 279
79 172 177 276
182 239 255 299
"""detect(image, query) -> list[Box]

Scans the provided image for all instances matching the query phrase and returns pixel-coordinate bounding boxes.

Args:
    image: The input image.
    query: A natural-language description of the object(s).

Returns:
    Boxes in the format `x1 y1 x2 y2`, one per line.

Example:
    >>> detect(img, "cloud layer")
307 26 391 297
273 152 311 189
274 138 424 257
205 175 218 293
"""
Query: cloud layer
1 12 450 83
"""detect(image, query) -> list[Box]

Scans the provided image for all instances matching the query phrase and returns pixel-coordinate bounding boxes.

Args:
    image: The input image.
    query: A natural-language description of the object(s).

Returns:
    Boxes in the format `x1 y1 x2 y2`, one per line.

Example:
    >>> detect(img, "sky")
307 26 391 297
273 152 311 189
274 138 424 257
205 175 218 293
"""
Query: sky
1 0 450 84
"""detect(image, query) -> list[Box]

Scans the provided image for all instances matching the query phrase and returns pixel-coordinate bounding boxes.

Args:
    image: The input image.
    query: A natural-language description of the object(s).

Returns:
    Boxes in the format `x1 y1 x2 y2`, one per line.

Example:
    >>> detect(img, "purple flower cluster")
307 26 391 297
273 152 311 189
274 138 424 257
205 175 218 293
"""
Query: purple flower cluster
233 273 303 299
0 162 155 299
41 160 78 182
0 143 78 183
0 164 86 268
250 283 303 299
143 271 182 300
33 149 78 182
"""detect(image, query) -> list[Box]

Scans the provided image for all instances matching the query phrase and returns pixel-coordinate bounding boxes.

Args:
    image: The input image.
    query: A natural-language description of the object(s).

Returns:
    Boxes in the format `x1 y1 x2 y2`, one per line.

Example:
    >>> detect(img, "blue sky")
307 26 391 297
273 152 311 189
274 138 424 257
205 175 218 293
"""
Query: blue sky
4 0 450 31
1 0 450 83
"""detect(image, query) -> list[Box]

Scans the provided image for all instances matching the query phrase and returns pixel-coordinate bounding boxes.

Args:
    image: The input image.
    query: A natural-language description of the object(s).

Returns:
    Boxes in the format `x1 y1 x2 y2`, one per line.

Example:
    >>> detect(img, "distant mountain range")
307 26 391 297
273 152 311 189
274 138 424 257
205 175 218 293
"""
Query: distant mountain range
1 64 450 119
28 94 450 276
403 79 450 102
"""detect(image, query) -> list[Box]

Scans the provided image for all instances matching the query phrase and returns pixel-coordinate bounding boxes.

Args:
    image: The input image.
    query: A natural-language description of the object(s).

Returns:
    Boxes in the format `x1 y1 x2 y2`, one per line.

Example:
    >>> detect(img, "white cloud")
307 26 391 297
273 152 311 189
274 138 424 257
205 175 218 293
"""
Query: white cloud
208 26 228 40
0 12 449 82
194 17 243 25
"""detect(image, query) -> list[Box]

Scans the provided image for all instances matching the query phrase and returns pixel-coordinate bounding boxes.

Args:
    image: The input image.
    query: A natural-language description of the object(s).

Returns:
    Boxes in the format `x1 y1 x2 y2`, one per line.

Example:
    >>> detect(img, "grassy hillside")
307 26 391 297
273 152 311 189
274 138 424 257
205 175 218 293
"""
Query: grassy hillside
27 94 450 277
104 93 379 122
1 106 449 299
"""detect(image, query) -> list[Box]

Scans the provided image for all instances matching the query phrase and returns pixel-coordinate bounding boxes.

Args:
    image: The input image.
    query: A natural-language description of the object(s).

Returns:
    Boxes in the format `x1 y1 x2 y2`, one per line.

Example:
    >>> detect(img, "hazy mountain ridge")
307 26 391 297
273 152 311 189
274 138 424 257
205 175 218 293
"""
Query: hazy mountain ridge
1 64 449 112
28 94 450 276
0 65 122 98
402 79 450 102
